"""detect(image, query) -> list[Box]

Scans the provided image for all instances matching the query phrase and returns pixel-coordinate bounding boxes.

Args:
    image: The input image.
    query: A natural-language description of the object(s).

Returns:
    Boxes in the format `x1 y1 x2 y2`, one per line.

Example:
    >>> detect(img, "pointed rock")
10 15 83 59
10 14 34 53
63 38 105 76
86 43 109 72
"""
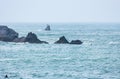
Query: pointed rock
54 36 69 44
45 24 50 31
25 32 48 44
25 32 39 43
5 75 8 78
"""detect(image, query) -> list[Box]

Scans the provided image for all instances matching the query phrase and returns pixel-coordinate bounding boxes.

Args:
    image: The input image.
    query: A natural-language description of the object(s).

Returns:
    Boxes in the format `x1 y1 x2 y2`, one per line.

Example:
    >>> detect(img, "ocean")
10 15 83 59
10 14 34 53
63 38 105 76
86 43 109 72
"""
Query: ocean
0 23 120 79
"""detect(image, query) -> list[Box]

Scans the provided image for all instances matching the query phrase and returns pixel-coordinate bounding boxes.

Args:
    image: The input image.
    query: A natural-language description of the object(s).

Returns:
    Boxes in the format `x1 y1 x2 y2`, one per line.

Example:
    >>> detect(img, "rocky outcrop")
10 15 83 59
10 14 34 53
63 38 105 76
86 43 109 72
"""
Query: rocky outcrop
54 36 69 44
55 36 83 45
5 75 8 78
70 40 83 45
0 25 83 45
13 37 26 42
0 26 48 44
13 32 48 44
0 25 18 42
45 24 50 31
25 32 40 43
25 32 48 44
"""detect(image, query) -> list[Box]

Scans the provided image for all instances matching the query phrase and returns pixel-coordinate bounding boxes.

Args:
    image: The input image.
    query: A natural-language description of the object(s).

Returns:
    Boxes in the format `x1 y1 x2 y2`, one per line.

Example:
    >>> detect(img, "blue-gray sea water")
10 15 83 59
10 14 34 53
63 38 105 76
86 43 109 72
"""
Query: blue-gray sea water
0 23 120 79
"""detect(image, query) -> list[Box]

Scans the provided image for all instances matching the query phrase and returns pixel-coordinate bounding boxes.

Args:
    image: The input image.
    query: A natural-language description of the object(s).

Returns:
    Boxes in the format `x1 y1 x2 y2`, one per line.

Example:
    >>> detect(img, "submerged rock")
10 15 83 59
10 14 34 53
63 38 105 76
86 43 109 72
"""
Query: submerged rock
54 36 69 44
0 25 18 42
45 24 50 31
25 32 48 44
70 40 83 45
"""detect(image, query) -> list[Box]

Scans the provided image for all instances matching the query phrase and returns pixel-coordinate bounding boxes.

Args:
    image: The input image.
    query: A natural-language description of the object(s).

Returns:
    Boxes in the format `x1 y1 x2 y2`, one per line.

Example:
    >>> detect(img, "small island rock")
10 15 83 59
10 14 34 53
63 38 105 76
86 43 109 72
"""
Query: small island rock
0 25 18 42
70 40 83 45
13 37 26 42
25 32 48 44
54 36 69 44
45 24 50 31
5 75 8 78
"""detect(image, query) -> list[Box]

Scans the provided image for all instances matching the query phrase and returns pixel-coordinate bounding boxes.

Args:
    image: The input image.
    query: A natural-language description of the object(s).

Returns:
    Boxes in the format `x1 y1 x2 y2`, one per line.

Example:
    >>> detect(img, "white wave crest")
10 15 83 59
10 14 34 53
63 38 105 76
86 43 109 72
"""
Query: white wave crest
109 41 120 45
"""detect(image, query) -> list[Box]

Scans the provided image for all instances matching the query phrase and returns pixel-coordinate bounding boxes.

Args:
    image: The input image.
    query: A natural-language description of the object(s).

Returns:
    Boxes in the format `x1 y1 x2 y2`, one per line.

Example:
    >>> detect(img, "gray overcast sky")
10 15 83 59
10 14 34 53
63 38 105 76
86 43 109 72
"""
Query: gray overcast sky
0 0 120 23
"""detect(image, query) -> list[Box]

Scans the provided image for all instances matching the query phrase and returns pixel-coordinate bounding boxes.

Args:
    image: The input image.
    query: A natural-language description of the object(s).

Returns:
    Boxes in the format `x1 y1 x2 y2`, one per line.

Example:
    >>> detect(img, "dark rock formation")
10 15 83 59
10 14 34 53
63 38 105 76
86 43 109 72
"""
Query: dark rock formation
13 32 48 44
13 37 26 42
25 32 48 44
25 32 40 43
54 36 69 44
0 25 83 45
0 26 48 44
70 40 83 45
5 75 8 78
54 36 83 45
45 24 50 31
0 25 18 42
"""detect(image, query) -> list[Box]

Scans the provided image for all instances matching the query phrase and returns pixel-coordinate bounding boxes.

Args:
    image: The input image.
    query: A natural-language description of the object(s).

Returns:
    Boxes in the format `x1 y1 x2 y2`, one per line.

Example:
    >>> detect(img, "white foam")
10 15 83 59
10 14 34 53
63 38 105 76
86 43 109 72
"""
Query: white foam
109 41 120 45
0 58 20 61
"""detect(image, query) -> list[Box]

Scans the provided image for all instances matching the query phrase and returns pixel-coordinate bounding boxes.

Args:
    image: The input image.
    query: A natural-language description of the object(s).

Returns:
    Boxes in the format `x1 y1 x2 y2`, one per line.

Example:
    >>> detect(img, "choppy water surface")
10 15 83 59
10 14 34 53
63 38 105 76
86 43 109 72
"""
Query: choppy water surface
0 23 120 79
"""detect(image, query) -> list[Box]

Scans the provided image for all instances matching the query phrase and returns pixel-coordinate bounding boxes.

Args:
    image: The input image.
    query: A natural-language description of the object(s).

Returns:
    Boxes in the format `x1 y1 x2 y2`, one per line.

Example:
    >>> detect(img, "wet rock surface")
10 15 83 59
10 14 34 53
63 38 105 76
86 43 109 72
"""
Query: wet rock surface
54 36 69 44
25 32 48 44
45 24 51 31
70 40 83 45
0 25 82 45
0 25 18 42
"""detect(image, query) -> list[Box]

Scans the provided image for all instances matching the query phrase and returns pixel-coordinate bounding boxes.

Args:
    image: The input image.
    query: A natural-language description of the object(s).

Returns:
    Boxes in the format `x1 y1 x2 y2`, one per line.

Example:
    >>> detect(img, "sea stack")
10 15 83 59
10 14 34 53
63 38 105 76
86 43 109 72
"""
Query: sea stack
45 24 51 31
0 25 18 42
0 25 48 44
13 32 48 44
54 36 69 44
25 32 48 44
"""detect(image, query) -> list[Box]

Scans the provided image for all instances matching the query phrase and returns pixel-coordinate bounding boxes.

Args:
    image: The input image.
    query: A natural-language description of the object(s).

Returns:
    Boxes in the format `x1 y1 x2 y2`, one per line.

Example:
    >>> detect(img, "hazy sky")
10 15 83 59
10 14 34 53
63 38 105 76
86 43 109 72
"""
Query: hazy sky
0 0 120 23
